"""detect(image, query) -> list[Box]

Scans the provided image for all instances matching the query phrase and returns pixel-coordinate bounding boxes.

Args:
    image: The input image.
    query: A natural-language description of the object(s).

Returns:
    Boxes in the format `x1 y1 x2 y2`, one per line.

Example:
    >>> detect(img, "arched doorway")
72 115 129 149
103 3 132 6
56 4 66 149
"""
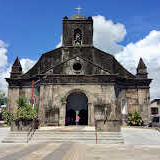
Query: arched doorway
65 92 88 126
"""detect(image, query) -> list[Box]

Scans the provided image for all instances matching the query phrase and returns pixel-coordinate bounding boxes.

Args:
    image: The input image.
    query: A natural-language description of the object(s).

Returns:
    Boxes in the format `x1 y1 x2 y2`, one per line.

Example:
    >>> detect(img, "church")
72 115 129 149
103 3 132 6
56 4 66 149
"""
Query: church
6 14 152 127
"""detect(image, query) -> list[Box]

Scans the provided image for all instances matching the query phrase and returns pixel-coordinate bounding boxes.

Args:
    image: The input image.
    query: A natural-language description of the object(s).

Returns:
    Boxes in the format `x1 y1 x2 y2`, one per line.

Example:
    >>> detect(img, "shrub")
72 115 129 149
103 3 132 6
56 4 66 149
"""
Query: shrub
15 97 38 120
127 111 143 126
2 108 13 125
17 97 28 109
2 97 38 124
15 103 38 120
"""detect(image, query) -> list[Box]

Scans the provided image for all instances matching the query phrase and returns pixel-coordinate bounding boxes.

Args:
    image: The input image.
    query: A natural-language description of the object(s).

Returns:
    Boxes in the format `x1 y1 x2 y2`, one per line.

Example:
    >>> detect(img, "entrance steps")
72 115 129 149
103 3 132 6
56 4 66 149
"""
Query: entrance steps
32 131 124 144
2 127 124 144
2 131 29 143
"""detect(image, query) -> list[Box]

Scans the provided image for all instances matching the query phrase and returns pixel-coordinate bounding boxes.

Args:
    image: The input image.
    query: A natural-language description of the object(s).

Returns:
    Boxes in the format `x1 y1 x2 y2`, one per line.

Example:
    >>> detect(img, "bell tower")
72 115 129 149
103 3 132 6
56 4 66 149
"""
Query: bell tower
62 14 93 47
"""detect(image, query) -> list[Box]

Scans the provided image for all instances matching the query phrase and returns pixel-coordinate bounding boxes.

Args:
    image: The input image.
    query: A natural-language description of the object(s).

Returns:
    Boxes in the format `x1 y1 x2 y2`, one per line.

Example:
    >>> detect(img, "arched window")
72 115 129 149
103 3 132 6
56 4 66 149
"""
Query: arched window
74 28 82 45
121 99 127 115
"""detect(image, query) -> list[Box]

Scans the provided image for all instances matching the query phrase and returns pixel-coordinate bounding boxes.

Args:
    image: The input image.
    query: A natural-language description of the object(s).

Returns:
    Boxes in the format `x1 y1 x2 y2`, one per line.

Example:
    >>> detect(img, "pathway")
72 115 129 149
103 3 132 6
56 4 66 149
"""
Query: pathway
0 127 160 159
0 128 10 143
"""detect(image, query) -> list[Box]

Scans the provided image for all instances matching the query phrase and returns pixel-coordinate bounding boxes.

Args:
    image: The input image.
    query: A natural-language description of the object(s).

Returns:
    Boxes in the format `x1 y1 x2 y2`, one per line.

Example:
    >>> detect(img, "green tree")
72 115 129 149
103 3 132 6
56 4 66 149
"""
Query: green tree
0 90 7 121
0 90 5 98
0 90 7 106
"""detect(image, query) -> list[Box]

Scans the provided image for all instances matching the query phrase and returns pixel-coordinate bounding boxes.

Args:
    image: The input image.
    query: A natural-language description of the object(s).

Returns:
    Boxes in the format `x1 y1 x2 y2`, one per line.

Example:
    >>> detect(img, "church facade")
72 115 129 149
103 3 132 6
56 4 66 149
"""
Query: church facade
6 14 152 127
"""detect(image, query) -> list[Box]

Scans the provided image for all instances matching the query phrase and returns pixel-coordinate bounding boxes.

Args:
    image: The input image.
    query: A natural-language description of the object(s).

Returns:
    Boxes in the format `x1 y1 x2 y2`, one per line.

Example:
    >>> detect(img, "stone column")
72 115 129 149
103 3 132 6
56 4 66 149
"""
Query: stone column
109 85 117 117
59 102 66 126
8 87 19 131
88 103 94 126
38 85 46 126
8 87 19 114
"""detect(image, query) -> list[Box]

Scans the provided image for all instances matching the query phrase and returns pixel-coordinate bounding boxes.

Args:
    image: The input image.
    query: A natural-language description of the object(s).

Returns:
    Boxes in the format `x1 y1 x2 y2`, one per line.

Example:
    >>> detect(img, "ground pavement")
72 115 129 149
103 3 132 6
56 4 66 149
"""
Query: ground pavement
0 126 160 160
0 128 9 143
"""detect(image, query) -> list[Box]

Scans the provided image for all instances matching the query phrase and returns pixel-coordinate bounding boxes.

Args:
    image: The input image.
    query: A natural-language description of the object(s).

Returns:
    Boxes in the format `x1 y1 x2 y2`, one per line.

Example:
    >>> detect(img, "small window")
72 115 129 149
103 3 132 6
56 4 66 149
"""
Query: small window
73 63 82 71
151 107 158 115
152 117 159 123
121 99 127 114
74 28 82 45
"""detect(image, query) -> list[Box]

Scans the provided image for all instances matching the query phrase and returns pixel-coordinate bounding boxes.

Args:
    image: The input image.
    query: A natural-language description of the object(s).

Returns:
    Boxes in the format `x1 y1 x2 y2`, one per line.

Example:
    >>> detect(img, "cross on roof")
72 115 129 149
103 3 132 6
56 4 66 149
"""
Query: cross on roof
75 5 82 14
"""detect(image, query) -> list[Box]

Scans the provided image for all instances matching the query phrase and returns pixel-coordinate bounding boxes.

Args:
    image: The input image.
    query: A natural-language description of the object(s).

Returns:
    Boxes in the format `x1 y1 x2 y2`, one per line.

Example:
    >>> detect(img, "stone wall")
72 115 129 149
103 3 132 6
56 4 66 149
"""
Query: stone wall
37 84 117 126
137 89 150 122
126 89 139 113
20 88 32 101
117 88 151 123
7 87 19 114
8 83 151 127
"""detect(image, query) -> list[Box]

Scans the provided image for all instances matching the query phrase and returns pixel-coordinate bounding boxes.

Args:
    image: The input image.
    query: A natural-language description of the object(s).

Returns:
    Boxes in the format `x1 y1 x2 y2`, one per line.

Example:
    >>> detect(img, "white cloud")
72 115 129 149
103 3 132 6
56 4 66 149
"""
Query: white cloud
0 40 36 95
56 36 62 48
0 67 10 95
0 40 8 48
20 58 36 73
0 40 9 94
0 46 8 68
116 30 160 99
0 58 36 95
93 15 126 54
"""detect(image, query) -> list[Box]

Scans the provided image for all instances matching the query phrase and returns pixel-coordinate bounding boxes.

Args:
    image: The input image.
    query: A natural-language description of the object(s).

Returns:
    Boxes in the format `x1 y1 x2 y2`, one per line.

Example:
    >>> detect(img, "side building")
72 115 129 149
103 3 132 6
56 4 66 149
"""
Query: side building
150 99 160 115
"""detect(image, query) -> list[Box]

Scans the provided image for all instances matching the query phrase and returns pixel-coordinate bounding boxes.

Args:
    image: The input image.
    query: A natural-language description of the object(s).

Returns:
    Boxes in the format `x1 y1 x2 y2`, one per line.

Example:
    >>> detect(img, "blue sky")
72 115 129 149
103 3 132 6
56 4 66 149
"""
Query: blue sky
0 0 160 61
0 0 160 98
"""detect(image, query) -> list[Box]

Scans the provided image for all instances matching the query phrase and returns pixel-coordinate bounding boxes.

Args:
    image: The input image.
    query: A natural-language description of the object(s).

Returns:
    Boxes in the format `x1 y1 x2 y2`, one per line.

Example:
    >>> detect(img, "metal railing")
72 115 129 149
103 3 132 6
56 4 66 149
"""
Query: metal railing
95 120 98 144
27 119 39 143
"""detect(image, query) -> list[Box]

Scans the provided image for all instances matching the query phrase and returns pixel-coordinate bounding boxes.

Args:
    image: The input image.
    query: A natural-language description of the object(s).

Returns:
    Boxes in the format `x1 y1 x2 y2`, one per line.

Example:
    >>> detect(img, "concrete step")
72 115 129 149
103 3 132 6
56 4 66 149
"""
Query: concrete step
2 132 29 143
30 140 124 144
2 140 28 143
2 131 124 144
34 131 122 133
31 137 123 140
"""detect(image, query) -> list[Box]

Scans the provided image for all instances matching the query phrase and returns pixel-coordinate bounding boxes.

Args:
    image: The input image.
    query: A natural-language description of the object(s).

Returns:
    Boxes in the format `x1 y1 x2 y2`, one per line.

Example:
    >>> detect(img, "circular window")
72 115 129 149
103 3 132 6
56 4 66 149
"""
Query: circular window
73 63 82 71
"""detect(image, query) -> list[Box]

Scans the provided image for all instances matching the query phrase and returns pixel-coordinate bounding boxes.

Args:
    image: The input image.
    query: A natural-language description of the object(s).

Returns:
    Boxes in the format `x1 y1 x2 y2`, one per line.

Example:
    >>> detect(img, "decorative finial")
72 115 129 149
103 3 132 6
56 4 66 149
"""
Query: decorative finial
75 5 82 14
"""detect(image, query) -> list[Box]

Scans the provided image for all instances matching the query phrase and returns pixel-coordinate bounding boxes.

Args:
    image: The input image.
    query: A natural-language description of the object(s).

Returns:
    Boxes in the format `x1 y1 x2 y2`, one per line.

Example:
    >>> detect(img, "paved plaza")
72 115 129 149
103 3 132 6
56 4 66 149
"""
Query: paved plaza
0 128 9 143
0 127 160 160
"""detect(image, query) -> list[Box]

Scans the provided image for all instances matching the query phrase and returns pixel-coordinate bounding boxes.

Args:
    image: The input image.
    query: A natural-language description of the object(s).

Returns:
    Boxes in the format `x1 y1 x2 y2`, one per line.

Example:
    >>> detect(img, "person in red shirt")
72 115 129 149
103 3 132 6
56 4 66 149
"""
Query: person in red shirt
75 115 80 125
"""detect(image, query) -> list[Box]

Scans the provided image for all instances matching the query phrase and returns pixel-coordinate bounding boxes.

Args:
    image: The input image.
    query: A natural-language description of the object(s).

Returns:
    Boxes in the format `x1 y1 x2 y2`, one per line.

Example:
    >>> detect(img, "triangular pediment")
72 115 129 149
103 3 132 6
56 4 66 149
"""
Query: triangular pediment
21 46 135 79
45 56 111 75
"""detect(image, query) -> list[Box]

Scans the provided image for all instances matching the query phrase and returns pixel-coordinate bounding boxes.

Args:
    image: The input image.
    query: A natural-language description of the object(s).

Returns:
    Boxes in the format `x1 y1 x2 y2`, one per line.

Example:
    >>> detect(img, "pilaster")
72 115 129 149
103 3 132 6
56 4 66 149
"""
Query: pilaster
38 85 46 125
59 102 66 126
88 103 94 126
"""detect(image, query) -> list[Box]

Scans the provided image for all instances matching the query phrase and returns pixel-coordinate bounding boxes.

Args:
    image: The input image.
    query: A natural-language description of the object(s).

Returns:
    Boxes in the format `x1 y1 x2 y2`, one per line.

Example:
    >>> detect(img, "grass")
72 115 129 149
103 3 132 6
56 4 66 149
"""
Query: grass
2 124 8 127
0 123 9 127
